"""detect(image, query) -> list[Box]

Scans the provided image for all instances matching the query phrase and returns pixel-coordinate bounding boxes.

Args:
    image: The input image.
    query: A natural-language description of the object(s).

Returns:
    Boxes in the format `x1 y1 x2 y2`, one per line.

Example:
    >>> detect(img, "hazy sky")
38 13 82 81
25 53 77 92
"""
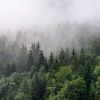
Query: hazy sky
0 0 100 55
0 0 100 30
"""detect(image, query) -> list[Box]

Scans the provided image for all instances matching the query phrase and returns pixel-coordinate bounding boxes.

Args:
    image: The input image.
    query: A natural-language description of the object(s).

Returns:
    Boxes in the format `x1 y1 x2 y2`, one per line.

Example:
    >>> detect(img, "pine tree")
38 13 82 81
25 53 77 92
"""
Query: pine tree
59 48 65 66
34 42 41 66
53 57 59 70
79 55 93 100
65 48 70 65
15 78 31 100
31 73 46 100
71 48 77 67
44 58 49 72
11 62 16 73
79 48 86 65
4 62 16 77
1 80 15 100
27 50 34 70
48 52 54 70
31 43 36 54
95 77 100 100
38 50 45 66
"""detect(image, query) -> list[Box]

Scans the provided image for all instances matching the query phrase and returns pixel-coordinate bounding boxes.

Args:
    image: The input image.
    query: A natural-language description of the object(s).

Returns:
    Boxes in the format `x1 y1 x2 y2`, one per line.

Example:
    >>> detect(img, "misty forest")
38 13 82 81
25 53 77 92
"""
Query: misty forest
0 30 99 100
0 0 100 100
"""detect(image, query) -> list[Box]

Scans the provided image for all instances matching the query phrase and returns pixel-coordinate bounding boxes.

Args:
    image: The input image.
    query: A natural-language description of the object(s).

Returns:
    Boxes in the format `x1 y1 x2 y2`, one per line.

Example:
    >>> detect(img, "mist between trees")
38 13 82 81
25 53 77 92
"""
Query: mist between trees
0 23 99 100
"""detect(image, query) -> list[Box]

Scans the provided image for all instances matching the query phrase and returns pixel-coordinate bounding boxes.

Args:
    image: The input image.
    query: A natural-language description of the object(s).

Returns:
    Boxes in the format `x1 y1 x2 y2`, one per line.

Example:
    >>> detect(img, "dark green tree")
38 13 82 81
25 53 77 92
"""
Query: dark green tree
53 57 60 70
79 55 93 100
59 48 66 66
31 72 46 100
71 48 77 68
95 77 100 100
79 48 86 65
38 50 45 66
48 52 54 70
63 77 87 100
15 78 31 100
27 50 34 71
65 48 70 65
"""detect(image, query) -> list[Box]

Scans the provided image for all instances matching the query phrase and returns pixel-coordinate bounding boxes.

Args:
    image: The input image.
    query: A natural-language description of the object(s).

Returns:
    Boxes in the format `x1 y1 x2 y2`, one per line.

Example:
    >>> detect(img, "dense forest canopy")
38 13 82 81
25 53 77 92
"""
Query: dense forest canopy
0 32 99 100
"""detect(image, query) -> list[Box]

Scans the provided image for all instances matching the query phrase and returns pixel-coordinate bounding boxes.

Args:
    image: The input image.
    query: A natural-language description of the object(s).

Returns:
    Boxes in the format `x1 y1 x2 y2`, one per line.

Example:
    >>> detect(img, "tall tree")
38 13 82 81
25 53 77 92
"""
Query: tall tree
15 78 31 100
15 44 28 72
27 50 34 71
48 52 54 70
59 48 66 66
95 77 100 100
53 57 60 70
71 48 77 67
31 72 46 100
38 50 45 66
65 48 70 65
79 48 86 65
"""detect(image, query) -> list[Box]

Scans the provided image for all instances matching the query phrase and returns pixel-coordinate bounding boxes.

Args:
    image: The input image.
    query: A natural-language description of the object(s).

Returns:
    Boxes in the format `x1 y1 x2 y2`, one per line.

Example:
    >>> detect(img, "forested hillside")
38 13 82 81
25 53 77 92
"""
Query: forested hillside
0 0 100 100
0 36 99 100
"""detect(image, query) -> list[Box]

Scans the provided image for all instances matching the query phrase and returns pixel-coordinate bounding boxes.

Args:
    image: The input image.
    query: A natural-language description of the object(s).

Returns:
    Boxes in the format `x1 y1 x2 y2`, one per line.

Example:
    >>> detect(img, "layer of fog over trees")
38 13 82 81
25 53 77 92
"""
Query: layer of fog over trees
0 0 100 54
0 21 100 55
0 0 99 73
0 21 99 72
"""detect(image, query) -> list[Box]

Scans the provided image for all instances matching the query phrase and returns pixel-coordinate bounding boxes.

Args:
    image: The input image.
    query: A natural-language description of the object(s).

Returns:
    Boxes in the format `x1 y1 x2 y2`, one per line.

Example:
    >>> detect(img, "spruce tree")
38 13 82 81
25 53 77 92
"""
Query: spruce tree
31 73 46 100
65 48 70 65
71 48 77 67
27 50 34 70
38 50 45 66
48 52 54 70
59 48 65 66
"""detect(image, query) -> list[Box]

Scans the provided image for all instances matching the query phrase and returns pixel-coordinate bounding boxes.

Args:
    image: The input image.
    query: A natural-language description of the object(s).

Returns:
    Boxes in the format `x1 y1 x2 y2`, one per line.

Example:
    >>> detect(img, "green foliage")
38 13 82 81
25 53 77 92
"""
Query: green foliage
31 71 46 100
0 39 99 100
61 77 87 100
46 66 72 100
27 50 34 70
95 76 100 100
38 50 45 66
15 78 31 100
59 48 66 66
48 52 54 70
97 56 100 64
65 48 70 65
55 67 72 82
4 63 16 77
94 65 100 77
71 48 77 67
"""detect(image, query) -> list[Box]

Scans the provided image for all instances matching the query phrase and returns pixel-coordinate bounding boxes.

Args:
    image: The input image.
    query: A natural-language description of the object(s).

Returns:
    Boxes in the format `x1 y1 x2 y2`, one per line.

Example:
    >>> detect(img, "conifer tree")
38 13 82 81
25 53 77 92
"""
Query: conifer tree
65 48 70 65
27 50 34 70
31 73 46 100
15 78 31 100
71 48 77 67
48 52 54 70
79 48 86 65
59 48 65 66
38 50 45 66
53 57 59 70
95 77 100 100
